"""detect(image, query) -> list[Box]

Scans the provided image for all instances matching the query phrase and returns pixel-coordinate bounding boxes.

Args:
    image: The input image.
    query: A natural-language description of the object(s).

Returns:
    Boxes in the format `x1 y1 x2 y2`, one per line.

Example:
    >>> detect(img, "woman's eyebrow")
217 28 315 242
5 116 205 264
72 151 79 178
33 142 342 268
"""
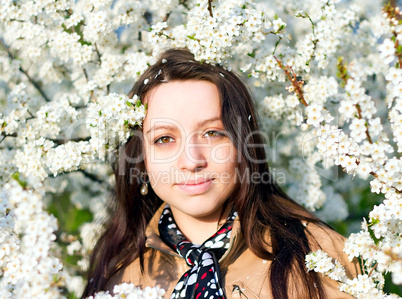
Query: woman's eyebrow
145 124 178 135
195 116 222 128
146 116 222 135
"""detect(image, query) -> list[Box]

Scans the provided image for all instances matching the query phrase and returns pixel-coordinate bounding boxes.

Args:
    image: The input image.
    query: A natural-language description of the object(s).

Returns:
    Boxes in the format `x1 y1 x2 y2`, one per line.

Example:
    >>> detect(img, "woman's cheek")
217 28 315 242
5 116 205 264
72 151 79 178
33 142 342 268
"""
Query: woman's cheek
149 144 182 163
210 142 237 164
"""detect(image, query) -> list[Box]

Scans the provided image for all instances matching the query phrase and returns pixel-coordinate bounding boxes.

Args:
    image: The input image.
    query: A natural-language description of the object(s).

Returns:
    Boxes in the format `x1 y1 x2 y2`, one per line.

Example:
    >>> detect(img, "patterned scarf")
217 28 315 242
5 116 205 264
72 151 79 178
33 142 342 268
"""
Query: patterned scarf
158 204 237 299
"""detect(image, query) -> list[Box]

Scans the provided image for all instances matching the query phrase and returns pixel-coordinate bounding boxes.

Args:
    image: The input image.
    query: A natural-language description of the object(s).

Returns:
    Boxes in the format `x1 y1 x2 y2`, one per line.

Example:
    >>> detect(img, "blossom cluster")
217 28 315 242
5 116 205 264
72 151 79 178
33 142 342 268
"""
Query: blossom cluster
87 283 165 299
86 93 146 161
0 180 62 298
147 0 287 65
305 250 399 299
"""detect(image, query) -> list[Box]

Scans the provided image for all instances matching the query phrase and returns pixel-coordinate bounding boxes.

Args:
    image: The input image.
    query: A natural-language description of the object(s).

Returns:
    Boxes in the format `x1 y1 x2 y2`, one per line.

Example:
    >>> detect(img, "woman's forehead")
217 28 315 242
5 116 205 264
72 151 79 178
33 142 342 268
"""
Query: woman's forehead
143 80 222 127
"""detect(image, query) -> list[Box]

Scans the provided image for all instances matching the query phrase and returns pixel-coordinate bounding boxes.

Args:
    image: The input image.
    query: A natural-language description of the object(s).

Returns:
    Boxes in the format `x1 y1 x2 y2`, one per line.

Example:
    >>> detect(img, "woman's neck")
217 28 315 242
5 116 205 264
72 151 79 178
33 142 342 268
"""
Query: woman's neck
169 207 229 244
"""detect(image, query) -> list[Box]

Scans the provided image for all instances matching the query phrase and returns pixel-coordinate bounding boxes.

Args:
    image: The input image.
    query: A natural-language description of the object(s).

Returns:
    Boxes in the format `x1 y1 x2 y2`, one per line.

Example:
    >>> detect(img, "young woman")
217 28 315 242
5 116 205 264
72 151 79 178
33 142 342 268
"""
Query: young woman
82 48 359 299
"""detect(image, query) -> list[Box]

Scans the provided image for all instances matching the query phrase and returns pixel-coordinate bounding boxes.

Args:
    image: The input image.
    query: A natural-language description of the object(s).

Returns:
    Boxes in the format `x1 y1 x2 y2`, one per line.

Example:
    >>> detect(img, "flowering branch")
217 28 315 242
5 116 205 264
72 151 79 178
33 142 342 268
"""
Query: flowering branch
368 262 378 277
336 56 349 86
383 2 402 68
355 104 373 144
393 30 402 68
179 0 190 10
0 132 90 146
274 56 308 107
208 0 213 17
337 58 374 144
0 132 17 138
0 40 50 102
49 136 91 146
275 57 402 196
295 12 318 66
78 169 104 185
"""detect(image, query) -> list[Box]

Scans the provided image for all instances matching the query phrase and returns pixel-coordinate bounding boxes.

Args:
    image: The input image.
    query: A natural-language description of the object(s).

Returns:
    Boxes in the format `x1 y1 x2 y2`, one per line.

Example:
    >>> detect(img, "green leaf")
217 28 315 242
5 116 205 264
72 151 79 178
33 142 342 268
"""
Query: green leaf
367 224 381 246
98 110 102 116
11 172 27 188
247 51 256 58
186 35 195 40
126 101 132 106
370 218 380 226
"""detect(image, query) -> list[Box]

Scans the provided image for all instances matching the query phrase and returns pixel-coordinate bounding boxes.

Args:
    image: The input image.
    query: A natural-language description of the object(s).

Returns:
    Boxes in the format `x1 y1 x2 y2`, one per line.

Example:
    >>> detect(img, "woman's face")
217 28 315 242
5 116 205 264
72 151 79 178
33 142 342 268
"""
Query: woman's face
143 80 238 223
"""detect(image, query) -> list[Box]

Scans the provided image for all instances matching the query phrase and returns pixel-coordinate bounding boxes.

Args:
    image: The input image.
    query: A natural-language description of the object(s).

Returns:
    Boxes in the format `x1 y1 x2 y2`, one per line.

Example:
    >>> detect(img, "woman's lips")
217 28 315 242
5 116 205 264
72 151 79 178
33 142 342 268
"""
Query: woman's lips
176 179 214 194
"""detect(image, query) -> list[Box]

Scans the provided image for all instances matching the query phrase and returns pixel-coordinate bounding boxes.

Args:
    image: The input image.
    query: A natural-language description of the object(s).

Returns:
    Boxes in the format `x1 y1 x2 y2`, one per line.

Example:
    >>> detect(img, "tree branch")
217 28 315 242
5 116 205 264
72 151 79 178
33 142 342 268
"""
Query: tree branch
393 34 402 68
0 132 91 145
337 58 373 144
179 0 190 10
0 39 51 102
275 56 308 107
163 12 172 22
383 2 402 67
1 132 17 145
48 136 91 145
208 0 213 18
275 56 400 193
78 169 104 184
368 170 401 193
94 43 102 64
1 132 17 140
143 11 152 26
355 104 373 144
82 67 89 81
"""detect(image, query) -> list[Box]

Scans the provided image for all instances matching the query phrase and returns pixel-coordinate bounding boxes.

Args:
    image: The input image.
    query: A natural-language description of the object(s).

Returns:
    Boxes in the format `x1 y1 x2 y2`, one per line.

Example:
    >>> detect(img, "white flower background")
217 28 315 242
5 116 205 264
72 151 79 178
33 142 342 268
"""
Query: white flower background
0 0 401 298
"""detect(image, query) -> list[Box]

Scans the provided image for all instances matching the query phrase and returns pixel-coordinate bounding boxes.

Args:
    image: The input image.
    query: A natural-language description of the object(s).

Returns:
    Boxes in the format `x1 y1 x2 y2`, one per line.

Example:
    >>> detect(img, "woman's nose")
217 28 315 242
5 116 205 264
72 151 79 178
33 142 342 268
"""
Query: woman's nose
177 135 208 172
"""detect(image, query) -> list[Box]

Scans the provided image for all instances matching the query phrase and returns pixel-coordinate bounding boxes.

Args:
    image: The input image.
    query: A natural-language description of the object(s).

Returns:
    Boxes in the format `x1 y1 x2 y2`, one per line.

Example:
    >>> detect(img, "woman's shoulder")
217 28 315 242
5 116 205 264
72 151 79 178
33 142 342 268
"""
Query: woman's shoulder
303 221 360 278
275 196 360 278
105 245 188 296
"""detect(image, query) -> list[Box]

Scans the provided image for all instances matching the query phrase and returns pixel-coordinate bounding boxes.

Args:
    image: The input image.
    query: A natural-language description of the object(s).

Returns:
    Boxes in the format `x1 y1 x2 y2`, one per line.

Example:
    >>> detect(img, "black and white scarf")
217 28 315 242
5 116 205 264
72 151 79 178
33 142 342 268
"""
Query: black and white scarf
158 204 237 299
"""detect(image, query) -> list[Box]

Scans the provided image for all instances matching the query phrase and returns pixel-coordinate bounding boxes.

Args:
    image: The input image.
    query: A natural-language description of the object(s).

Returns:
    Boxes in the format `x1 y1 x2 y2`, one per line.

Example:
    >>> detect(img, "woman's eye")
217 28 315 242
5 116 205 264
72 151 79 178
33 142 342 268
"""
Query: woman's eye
204 130 225 138
155 136 174 144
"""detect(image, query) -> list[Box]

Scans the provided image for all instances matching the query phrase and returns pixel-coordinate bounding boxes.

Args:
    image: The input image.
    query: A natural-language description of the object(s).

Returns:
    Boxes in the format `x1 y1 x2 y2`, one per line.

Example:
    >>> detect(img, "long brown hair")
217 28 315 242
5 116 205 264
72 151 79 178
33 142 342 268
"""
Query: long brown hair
82 48 327 298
